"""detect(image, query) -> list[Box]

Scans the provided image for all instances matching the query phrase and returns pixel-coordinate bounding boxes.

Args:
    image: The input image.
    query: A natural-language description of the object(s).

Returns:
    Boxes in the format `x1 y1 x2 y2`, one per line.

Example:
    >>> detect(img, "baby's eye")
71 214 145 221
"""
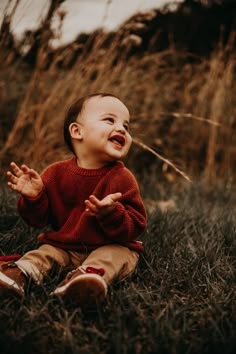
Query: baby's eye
104 117 114 123
124 124 129 131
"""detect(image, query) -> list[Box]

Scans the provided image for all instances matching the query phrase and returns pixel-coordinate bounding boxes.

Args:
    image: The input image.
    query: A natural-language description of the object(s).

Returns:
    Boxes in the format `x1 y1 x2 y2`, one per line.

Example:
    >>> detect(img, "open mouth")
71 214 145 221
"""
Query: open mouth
109 135 125 147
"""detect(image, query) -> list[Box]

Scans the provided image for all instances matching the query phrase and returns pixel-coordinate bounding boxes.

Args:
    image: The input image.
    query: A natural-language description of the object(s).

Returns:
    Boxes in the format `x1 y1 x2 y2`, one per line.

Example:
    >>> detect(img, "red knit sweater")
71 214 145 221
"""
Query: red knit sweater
18 157 147 252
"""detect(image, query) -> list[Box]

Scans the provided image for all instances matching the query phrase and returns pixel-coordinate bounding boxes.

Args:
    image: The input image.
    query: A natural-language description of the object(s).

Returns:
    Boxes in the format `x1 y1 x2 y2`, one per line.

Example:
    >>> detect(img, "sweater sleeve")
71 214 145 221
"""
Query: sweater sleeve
17 163 54 228
96 168 147 243
17 186 49 228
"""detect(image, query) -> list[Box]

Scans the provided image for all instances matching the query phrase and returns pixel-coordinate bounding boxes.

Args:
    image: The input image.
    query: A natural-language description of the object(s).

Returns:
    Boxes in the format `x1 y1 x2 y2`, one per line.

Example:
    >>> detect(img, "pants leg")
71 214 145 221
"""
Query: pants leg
81 245 139 284
16 244 71 283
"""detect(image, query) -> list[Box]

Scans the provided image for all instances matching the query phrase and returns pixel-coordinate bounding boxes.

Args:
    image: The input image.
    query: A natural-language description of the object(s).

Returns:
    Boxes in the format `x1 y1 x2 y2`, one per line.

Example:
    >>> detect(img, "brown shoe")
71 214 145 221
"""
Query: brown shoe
52 266 107 308
0 261 26 298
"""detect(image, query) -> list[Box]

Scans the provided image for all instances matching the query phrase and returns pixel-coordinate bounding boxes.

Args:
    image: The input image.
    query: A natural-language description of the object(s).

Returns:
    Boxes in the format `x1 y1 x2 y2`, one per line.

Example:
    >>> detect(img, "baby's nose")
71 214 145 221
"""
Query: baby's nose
115 124 126 133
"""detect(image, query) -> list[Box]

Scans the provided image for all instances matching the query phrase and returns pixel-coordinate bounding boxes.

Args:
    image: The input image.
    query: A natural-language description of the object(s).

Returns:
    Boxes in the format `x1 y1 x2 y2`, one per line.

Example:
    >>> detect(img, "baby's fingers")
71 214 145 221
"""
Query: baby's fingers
7 181 18 191
84 199 97 213
88 195 100 205
19 165 40 181
110 192 122 202
6 170 18 184
20 164 34 175
9 162 24 177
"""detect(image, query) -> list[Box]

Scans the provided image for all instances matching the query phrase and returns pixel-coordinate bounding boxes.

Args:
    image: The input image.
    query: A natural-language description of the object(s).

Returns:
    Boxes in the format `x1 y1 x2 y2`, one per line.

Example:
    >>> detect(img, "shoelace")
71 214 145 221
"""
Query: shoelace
1 261 17 270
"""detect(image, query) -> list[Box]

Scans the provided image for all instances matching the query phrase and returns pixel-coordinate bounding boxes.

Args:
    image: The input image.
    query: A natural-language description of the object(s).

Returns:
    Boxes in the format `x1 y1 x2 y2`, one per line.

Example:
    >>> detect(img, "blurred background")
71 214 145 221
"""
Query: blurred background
0 0 236 189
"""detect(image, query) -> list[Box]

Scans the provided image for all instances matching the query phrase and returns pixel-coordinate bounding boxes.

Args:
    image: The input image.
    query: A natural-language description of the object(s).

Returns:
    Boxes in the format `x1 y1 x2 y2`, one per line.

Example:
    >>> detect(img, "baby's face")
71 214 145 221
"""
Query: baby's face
77 95 132 164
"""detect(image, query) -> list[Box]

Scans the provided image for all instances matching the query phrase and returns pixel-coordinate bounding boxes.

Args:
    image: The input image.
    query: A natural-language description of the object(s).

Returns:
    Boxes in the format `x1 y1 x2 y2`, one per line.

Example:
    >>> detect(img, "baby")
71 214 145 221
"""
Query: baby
0 93 147 307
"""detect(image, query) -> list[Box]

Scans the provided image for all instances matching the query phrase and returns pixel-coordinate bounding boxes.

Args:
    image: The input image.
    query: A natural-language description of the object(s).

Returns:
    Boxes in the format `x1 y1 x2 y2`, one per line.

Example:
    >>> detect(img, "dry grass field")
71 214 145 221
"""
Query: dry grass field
0 1 236 184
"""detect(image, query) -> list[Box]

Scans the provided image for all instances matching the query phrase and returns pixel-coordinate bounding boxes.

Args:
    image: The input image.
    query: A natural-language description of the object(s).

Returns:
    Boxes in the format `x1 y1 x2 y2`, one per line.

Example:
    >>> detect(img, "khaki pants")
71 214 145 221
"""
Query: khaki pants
16 244 139 285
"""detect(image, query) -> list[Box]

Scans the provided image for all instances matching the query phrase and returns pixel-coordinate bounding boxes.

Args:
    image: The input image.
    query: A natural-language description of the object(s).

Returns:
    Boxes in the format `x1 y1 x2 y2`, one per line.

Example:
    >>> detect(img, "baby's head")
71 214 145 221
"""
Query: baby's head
64 93 132 167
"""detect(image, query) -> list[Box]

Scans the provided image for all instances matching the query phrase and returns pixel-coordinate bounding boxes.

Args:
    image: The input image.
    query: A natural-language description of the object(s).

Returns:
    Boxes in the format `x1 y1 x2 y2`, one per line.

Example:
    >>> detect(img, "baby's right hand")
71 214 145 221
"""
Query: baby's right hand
6 162 44 198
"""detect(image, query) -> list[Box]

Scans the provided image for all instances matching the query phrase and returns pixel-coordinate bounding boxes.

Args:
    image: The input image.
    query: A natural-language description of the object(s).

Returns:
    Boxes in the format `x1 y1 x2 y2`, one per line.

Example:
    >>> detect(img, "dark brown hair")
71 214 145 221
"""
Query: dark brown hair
64 93 121 154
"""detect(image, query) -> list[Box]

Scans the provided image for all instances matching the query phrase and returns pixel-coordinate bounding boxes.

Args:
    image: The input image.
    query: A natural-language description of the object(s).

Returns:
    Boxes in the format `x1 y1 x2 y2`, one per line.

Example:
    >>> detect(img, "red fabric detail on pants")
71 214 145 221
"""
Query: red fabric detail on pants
85 267 105 276
0 254 21 261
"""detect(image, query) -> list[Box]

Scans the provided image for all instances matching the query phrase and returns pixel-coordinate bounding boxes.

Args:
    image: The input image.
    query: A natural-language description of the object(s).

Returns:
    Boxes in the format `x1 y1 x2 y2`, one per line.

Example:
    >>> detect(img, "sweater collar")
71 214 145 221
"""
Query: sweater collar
69 157 123 176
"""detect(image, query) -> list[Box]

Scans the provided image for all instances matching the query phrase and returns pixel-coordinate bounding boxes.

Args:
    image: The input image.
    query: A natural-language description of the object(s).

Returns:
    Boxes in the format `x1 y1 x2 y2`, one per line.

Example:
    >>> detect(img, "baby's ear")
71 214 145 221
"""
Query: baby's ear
69 122 83 140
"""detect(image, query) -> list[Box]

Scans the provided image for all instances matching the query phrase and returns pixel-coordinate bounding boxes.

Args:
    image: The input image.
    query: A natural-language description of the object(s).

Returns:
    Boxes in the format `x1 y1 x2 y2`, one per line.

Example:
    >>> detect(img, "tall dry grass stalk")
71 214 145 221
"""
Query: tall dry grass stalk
204 33 236 181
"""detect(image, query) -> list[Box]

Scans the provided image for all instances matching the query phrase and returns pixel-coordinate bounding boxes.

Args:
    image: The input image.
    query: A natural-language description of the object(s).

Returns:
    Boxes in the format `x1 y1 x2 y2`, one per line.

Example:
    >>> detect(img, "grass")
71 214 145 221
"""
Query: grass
0 181 235 354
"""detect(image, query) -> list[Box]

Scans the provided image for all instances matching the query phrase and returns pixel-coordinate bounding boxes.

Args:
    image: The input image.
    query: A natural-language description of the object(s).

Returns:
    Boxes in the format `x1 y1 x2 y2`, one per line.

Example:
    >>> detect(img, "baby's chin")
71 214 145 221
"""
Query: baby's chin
109 150 129 160
102 154 124 164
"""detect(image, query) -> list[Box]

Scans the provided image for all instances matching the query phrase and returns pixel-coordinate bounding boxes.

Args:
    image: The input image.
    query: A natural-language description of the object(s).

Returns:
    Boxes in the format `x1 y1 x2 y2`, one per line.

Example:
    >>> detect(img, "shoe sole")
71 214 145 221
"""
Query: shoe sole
0 272 24 298
52 274 107 307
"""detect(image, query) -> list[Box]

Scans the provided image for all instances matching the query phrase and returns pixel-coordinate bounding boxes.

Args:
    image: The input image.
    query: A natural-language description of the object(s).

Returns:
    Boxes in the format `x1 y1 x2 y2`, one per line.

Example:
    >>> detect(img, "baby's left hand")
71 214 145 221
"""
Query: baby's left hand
84 192 122 216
